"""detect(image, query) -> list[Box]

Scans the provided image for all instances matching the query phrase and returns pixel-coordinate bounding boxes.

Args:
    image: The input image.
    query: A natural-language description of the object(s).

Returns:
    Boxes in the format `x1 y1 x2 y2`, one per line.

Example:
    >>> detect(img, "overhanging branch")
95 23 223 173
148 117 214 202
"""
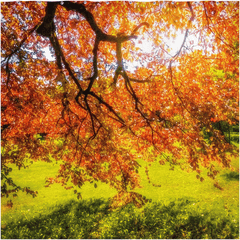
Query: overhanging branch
36 1 154 140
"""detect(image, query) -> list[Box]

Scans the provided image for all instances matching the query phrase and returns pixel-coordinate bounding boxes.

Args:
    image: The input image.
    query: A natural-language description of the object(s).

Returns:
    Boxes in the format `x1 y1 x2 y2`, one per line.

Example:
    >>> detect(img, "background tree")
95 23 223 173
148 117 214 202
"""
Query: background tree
1 1 239 207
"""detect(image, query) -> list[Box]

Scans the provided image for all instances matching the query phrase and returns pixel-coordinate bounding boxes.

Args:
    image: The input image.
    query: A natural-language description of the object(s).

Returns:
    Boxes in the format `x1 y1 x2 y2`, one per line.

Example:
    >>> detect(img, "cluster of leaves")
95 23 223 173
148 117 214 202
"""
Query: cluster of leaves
1 165 37 198
1 146 37 198
1 198 239 239
1 2 239 206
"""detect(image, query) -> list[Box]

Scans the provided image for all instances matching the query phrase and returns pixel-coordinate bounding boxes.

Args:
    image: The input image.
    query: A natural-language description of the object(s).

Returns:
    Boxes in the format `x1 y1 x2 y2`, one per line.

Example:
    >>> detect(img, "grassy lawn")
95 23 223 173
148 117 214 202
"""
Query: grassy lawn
1 151 239 239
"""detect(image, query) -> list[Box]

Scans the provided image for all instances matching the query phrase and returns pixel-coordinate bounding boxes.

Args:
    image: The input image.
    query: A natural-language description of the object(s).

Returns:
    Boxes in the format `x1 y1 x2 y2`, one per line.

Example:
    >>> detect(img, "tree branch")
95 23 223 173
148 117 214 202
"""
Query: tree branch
89 91 125 125
62 1 116 42
51 34 83 92
3 23 42 88
36 1 153 139
36 2 58 37
131 22 150 35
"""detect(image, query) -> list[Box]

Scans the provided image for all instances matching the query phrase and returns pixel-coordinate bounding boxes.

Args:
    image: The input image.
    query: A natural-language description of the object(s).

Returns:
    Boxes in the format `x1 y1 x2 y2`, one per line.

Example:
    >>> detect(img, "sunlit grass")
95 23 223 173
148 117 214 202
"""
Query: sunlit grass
136 154 239 207
2 197 239 239
1 160 116 218
1 148 239 239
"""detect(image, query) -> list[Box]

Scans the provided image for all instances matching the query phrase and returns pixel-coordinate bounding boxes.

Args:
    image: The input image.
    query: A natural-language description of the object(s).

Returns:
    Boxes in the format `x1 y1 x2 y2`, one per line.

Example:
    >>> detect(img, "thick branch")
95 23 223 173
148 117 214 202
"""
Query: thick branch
51 34 83 92
84 38 99 94
37 2 58 37
36 1 153 138
62 1 116 42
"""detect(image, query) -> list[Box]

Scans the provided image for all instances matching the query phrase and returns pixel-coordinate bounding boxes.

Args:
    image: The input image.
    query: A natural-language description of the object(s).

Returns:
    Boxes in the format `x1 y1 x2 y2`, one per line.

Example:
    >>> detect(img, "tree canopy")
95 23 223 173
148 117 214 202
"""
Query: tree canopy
1 1 239 207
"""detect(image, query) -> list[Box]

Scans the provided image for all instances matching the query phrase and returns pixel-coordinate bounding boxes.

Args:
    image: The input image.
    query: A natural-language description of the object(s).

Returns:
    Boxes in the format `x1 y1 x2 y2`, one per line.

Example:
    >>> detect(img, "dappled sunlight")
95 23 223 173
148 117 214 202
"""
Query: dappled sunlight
1 198 239 239
1 2 239 238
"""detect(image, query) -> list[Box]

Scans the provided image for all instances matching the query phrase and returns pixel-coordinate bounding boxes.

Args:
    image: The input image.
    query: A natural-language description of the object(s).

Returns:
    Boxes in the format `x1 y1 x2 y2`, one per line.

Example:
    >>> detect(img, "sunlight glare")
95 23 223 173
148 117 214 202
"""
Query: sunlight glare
134 30 190 57
43 46 55 61
134 37 153 54
167 30 186 55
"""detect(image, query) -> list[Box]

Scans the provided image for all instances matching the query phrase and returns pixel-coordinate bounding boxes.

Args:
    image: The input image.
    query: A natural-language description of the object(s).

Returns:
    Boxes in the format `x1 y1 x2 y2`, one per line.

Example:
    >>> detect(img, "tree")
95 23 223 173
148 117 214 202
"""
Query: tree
1 1 239 207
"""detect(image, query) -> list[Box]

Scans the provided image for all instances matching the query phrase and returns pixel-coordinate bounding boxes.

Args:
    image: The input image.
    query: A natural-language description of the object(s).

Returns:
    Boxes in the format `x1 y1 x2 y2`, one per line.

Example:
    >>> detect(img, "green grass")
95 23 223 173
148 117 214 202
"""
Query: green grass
1 160 116 217
136 155 239 209
2 198 239 239
1 152 239 239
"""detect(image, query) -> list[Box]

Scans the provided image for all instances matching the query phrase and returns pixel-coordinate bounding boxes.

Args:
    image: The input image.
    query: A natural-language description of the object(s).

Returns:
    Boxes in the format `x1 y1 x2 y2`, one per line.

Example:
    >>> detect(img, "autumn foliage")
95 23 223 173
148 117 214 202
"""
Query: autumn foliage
1 2 239 207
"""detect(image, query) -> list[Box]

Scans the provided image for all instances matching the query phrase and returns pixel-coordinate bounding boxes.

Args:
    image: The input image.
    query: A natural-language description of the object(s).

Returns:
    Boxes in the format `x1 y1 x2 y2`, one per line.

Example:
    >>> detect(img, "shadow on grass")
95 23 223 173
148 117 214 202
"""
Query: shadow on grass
2 197 239 239
221 171 239 181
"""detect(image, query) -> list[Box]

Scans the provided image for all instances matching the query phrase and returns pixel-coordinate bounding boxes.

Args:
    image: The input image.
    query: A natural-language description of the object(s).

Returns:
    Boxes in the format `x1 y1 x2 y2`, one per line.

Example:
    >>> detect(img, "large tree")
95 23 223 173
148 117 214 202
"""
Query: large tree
1 1 239 207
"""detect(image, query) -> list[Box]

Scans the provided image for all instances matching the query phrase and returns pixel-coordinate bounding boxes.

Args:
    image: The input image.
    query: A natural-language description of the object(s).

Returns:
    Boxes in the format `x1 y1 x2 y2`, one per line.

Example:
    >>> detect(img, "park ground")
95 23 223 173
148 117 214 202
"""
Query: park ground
1 141 239 239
